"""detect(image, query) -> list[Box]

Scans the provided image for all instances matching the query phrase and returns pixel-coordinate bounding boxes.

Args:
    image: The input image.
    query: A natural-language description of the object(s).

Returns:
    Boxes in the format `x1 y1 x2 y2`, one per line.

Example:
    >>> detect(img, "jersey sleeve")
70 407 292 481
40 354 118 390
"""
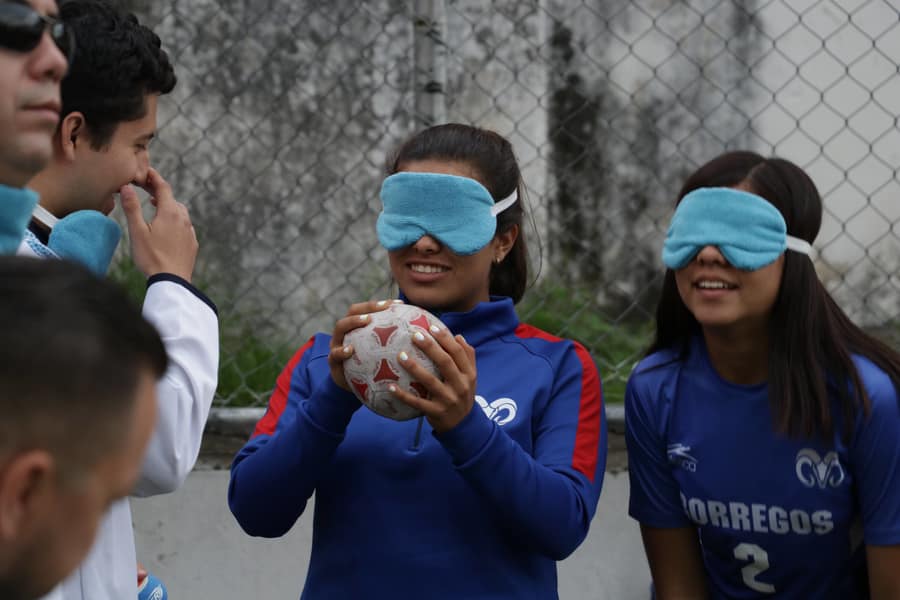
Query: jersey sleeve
625 361 691 528
132 276 219 496
434 341 606 560
850 359 900 545
227 334 361 538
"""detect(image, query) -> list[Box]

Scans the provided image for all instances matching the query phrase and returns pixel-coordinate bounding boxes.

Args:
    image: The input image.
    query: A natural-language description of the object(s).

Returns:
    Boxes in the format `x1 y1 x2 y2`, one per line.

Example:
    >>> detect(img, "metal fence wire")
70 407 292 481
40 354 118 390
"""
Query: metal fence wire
121 0 900 407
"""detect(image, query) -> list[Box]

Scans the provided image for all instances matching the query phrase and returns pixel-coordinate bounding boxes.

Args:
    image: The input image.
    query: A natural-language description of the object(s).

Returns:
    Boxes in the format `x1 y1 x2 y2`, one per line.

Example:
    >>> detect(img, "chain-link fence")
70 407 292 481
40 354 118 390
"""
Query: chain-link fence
120 0 900 407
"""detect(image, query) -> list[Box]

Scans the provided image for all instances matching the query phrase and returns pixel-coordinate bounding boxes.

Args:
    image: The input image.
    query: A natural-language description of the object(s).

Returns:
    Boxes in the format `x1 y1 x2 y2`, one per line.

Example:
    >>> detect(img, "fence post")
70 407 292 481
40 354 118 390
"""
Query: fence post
413 0 447 128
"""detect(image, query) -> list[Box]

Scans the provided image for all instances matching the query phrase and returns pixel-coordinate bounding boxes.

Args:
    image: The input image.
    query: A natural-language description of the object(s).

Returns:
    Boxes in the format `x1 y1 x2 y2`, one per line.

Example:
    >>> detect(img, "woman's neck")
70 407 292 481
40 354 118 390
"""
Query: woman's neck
701 324 770 385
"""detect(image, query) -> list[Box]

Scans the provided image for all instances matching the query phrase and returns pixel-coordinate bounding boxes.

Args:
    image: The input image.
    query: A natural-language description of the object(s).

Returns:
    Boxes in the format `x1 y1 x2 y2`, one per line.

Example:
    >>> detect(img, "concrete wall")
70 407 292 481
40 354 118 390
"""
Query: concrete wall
132 410 648 599
132 470 650 600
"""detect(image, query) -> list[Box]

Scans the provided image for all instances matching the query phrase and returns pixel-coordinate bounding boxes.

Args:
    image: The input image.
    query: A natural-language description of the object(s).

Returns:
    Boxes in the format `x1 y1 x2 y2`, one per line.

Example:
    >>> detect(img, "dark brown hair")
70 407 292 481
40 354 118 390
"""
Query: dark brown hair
60 0 176 149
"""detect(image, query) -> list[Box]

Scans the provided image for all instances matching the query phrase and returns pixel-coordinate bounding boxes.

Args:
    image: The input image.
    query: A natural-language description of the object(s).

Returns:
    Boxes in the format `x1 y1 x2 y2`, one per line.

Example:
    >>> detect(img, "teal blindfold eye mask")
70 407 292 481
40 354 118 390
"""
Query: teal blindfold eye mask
662 187 813 271
377 172 517 255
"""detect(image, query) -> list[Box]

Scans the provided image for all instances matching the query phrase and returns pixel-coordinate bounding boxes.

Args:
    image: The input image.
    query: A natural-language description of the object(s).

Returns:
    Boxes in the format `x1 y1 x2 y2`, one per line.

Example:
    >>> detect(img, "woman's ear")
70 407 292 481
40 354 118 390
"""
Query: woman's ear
494 224 519 263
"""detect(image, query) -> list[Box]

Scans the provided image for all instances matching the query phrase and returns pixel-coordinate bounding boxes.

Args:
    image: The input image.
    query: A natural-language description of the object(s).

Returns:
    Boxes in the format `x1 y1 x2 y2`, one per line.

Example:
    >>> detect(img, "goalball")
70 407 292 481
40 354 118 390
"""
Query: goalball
342 303 444 420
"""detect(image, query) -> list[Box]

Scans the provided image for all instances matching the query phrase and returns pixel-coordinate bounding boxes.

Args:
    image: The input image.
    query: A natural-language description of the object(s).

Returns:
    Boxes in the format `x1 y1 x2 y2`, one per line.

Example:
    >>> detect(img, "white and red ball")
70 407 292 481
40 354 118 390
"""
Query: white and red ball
342 303 444 420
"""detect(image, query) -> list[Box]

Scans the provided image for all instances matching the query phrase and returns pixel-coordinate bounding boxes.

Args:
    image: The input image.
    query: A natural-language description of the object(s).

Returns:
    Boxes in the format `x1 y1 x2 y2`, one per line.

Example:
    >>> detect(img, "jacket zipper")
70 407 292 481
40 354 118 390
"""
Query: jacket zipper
409 416 424 451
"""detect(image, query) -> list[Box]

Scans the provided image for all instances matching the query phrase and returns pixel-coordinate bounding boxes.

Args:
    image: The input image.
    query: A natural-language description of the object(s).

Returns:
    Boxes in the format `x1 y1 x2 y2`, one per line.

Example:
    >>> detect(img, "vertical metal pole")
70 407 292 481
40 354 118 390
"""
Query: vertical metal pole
413 0 447 128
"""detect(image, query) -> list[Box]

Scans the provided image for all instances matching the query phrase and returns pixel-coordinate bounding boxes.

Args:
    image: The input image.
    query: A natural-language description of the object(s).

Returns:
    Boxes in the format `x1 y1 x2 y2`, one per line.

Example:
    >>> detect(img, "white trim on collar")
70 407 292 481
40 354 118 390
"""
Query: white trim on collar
32 204 59 229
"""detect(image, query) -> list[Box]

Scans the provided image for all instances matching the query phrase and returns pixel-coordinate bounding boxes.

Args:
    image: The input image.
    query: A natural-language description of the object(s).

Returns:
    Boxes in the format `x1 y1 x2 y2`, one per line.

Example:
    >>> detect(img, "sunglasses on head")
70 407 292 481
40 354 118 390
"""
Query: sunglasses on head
0 2 74 61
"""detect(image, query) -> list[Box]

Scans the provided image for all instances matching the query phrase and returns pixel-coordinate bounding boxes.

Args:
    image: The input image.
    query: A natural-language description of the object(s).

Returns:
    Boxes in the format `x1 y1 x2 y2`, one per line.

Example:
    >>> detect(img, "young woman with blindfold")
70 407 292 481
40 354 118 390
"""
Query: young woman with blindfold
626 151 900 599
229 123 606 599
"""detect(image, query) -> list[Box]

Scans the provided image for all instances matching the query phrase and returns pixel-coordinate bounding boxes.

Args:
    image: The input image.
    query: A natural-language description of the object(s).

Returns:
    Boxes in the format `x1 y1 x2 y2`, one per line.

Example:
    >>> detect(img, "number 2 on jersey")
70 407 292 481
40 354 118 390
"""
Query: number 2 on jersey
733 543 775 594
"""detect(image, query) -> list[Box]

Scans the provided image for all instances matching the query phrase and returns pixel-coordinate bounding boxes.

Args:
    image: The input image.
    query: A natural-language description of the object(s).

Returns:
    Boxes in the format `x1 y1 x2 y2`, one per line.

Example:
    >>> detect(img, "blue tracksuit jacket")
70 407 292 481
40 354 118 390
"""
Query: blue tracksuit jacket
229 297 606 599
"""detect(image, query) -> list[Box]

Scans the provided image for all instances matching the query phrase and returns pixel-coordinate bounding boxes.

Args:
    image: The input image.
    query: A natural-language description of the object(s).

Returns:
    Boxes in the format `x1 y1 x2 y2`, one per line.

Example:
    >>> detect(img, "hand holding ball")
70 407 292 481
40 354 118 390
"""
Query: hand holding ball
342 304 444 420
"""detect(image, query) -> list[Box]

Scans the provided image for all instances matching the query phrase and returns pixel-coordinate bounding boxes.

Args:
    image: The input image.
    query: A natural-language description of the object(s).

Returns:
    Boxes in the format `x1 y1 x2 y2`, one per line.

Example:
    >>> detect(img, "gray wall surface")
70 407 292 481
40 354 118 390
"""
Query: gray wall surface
132 470 649 599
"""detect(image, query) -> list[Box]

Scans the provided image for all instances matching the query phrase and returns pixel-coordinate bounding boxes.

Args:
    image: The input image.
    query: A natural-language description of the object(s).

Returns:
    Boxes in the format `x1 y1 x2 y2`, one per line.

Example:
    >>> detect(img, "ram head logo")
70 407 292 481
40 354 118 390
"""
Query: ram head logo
795 448 845 489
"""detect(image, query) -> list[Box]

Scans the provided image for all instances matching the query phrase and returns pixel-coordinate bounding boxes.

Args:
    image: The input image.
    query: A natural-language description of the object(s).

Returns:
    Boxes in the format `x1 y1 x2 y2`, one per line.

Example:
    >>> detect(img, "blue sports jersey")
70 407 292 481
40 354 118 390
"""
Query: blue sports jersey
626 336 900 599
229 297 606 599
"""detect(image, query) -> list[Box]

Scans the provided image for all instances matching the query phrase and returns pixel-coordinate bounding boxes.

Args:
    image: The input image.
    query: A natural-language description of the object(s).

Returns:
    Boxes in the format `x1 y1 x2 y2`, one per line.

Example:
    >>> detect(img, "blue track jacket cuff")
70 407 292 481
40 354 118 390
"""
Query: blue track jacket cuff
434 405 495 465
306 376 362 433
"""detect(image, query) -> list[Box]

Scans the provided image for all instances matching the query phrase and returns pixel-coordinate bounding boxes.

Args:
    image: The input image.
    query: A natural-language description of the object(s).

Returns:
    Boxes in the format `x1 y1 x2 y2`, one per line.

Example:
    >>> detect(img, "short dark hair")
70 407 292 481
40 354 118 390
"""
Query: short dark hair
649 151 900 441
0 257 168 475
59 0 176 149
387 123 529 303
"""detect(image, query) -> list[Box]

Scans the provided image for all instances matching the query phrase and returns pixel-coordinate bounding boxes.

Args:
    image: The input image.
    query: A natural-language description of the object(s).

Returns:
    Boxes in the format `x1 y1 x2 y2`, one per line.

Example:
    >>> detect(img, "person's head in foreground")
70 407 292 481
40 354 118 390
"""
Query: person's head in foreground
0 257 166 600
0 0 69 189
379 122 529 312
29 0 175 218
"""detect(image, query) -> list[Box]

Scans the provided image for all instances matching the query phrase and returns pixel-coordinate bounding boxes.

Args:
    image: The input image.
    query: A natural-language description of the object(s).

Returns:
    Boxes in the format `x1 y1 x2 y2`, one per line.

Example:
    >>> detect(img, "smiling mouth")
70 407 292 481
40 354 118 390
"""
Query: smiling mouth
410 263 449 274
695 280 737 290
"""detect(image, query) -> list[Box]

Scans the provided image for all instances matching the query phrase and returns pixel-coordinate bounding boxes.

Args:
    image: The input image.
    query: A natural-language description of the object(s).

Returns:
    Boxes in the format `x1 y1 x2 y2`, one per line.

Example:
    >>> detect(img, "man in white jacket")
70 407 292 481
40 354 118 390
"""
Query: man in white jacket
21 1 220 598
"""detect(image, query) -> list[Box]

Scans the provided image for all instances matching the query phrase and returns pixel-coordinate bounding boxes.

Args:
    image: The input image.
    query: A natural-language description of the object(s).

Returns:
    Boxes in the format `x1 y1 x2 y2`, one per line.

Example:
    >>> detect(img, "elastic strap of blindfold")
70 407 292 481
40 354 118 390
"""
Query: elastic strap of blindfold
785 235 814 257
490 190 518 216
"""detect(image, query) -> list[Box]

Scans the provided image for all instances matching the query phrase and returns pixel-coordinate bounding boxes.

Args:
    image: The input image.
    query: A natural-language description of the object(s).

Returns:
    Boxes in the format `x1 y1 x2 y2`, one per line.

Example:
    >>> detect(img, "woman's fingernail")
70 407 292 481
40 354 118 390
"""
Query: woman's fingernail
376 300 388 307
429 325 440 334
359 314 369 322
389 384 397 393
413 331 425 343
343 346 352 355
392 299 404 304
398 351 409 362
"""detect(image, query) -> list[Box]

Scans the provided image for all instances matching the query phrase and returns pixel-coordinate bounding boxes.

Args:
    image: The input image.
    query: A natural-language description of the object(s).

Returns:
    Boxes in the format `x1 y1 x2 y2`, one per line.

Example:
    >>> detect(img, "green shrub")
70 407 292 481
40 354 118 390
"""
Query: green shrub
109 259 292 407
217 331 294 407
518 282 654 404
108 258 148 305
112 258 900 409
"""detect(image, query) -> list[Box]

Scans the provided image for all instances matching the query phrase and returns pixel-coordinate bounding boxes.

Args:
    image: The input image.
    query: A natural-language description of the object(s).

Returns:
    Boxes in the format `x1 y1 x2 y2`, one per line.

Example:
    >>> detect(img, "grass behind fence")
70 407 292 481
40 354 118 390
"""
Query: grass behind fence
112 255 900 411
518 283 654 405
111 260 652 407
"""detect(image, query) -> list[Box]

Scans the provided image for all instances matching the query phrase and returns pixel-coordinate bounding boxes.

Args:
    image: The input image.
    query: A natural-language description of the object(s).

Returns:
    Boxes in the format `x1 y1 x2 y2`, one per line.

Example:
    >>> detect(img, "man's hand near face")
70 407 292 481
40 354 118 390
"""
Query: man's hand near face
119 167 198 282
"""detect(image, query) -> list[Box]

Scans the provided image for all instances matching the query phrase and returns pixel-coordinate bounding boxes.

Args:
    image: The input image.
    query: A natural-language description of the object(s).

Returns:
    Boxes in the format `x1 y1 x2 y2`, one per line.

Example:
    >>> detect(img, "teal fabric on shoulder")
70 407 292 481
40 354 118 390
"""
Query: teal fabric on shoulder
0 185 39 255
49 210 122 276
662 187 790 271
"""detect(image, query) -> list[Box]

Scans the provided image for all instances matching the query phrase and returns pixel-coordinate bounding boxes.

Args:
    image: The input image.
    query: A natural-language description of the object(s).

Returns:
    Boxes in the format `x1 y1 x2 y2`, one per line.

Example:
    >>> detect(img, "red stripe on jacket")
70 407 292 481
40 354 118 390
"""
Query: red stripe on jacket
515 324 604 482
252 337 314 438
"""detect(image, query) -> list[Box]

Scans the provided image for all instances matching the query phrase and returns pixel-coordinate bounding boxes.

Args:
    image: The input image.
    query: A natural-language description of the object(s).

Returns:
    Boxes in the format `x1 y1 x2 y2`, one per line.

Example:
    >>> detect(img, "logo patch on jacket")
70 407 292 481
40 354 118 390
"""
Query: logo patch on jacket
476 395 517 425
